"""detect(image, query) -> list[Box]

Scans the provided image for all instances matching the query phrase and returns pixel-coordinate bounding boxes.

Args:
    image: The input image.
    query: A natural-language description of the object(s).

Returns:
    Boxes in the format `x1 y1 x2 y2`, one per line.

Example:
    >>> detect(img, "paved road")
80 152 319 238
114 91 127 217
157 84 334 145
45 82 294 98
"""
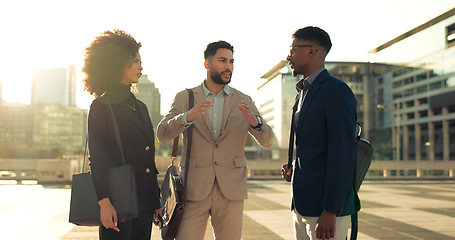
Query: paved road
1 180 454 239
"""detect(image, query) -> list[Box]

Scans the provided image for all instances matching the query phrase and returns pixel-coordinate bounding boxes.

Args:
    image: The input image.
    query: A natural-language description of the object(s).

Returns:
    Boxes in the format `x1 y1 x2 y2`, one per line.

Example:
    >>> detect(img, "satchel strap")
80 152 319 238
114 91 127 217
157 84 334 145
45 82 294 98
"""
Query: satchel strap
108 104 127 165
170 89 194 200
183 89 194 200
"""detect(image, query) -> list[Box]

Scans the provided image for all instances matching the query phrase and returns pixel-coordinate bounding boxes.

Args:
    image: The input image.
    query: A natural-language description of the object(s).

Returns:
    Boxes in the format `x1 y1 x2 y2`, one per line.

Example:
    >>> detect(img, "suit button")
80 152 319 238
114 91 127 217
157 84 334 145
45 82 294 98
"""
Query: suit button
145 146 150 151
214 161 218 165
145 168 151 173
214 144 218 148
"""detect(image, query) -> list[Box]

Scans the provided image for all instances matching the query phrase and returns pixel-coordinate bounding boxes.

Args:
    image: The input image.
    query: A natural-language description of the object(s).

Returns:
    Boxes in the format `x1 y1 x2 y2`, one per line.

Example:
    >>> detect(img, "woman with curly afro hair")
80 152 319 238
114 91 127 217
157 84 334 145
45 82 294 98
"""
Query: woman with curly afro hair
83 29 161 240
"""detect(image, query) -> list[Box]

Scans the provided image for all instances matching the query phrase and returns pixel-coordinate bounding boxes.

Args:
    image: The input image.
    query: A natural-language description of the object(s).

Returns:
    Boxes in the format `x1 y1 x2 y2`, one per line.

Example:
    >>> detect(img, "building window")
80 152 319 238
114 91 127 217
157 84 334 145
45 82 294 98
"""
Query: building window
446 23 455 47
393 81 402 88
416 73 427 81
430 81 442 91
403 77 414 85
404 88 414 97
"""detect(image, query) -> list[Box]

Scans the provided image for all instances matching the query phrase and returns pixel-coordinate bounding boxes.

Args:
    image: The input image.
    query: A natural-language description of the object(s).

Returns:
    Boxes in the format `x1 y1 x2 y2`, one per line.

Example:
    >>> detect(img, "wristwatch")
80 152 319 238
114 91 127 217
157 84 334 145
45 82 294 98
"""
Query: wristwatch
251 116 263 130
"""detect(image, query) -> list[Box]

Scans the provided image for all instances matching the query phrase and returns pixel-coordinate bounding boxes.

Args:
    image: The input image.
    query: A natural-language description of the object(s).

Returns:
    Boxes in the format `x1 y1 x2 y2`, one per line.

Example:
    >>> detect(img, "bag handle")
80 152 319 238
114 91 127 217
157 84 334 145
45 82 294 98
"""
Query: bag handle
108 104 127 165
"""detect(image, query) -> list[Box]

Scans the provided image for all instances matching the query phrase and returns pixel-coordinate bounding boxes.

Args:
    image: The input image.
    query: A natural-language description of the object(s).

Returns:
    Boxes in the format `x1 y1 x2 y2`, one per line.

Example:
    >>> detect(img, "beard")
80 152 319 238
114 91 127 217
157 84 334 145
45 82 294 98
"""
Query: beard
211 70 232 85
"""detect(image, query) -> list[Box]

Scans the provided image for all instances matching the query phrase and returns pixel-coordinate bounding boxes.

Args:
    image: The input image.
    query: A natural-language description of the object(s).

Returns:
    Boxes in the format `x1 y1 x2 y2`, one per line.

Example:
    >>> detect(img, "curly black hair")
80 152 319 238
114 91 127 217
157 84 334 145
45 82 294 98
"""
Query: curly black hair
82 29 141 98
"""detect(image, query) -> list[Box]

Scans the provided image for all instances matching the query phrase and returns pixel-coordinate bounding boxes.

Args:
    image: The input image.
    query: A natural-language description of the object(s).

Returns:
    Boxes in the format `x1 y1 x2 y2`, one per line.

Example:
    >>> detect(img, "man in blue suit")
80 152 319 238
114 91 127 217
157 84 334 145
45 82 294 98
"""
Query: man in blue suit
281 27 357 240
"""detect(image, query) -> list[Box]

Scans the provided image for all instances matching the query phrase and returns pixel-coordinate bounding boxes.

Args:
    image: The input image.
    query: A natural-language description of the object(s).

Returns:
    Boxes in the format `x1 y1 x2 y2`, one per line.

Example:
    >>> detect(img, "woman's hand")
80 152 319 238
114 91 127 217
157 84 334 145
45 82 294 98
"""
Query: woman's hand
98 198 120 232
153 208 163 228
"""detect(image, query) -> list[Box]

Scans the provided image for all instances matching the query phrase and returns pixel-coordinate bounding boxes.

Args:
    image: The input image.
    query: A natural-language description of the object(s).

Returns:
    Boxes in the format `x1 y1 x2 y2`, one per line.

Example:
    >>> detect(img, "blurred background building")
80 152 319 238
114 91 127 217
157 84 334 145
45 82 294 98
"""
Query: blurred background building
134 74 162 128
369 7 455 164
0 65 86 159
31 65 77 106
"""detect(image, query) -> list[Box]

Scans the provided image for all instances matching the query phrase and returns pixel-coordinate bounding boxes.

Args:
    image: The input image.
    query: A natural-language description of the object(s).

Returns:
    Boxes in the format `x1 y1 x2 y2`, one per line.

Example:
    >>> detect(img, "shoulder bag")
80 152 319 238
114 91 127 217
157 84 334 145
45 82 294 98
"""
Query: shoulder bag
160 89 194 240
69 104 138 225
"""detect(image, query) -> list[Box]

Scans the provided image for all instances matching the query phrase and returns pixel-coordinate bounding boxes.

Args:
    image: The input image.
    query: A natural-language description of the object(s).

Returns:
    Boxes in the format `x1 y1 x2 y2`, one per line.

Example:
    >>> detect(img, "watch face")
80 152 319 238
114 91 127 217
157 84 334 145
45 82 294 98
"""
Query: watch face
256 116 263 126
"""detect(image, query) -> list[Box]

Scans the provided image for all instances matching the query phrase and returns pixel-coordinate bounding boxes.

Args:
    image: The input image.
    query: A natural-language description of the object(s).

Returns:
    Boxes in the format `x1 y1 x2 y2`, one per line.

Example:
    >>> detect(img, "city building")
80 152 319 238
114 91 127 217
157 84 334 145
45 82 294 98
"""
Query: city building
0 103 35 149
134 74 162 128
0 102 87 158
31 103 87 154
31 65 77 106
369 7 455 164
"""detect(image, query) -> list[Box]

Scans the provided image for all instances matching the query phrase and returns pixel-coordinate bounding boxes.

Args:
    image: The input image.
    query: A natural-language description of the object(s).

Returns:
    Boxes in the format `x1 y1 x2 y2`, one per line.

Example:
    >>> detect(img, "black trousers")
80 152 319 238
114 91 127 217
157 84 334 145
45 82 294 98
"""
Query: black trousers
99 213 154 240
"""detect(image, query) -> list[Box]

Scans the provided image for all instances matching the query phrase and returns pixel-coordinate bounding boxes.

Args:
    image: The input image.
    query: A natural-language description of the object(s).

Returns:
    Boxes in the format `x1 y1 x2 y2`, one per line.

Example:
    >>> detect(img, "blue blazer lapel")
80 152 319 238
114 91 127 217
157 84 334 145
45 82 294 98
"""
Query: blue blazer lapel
295 70 329 138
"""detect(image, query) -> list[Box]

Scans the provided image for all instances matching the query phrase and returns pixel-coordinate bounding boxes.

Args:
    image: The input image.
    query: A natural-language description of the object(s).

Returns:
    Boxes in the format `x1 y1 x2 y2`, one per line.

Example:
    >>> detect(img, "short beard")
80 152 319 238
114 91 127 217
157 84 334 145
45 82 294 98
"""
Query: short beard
211 70 232 85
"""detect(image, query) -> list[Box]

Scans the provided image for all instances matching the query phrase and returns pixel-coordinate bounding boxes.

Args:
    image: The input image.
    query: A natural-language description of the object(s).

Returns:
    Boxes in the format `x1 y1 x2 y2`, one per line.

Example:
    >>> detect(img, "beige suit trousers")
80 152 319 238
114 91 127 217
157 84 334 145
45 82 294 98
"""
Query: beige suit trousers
293 209 350 240
175 179 244 240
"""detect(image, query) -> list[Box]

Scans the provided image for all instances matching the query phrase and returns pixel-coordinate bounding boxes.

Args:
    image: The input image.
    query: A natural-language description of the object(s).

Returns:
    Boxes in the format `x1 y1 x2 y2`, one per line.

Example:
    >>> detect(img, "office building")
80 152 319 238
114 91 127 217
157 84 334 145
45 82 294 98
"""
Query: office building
31 65 77 106
369 7 455 162
0 102 87 158
134 74 162 128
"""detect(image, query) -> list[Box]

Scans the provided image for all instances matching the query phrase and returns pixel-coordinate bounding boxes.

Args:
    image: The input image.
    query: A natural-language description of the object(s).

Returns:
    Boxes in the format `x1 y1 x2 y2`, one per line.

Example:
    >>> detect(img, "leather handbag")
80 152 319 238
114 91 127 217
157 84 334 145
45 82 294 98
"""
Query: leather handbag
69 104 138 226
160 89 194 240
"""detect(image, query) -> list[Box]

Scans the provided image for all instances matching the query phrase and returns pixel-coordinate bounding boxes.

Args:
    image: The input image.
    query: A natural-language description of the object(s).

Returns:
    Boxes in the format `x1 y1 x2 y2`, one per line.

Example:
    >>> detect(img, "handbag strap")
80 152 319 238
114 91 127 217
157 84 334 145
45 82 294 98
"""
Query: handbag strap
108 104 127 165
82 135 88 173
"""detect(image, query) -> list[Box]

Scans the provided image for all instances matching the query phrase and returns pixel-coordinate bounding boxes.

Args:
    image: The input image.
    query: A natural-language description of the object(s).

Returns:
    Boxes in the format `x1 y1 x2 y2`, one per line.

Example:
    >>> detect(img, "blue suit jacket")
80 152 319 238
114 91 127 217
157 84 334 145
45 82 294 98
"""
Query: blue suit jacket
292 69 357 217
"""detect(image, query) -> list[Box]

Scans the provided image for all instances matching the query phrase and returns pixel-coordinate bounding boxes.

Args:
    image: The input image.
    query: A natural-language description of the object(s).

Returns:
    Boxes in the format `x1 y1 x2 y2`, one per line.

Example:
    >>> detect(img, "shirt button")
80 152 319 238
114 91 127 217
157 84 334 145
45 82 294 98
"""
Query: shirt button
146 168 151 173
145 146 150 151
214 144 218 148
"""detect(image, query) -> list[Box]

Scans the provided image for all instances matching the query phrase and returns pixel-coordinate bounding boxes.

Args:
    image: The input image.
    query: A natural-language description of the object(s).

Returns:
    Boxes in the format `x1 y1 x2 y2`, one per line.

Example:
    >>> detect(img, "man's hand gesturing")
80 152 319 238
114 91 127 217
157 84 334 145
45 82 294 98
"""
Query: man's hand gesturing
186 101 213 122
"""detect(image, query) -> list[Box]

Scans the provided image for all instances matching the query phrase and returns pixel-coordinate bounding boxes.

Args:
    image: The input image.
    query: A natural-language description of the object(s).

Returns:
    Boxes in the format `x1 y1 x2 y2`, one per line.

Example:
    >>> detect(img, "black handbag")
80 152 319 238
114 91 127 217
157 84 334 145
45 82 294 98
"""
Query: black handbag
349 123 373 240
160 89 194 240
69 104 138 226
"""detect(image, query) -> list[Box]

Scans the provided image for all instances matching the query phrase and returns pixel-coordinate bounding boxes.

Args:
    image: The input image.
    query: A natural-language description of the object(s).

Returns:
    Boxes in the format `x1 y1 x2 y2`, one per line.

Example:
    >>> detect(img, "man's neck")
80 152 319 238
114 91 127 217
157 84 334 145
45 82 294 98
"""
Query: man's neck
303 63 325 79
204 78 225 93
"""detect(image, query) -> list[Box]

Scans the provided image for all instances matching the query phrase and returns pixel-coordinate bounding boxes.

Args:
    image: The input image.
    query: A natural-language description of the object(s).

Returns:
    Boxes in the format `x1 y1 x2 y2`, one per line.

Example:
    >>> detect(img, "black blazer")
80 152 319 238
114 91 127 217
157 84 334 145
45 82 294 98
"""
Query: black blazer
88 90 160 214
292 70 357 217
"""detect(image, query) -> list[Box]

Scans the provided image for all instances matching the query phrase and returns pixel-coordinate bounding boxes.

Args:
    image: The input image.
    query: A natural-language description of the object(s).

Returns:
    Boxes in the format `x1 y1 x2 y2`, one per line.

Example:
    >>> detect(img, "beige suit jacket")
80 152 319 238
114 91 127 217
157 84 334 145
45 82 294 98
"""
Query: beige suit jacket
157 83 273 201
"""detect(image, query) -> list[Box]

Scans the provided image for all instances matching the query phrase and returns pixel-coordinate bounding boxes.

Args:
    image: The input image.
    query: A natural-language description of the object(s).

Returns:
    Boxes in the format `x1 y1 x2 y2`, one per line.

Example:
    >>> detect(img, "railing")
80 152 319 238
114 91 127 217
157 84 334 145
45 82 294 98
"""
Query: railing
1 158 454 184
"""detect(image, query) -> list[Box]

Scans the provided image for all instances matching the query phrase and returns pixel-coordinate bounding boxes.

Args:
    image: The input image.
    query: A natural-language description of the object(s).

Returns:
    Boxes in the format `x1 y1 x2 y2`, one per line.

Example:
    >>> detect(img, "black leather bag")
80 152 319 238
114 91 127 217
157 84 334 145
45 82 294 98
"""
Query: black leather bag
349 123 373 240
160 89 194 240
68 171 101 226
69 104 138 226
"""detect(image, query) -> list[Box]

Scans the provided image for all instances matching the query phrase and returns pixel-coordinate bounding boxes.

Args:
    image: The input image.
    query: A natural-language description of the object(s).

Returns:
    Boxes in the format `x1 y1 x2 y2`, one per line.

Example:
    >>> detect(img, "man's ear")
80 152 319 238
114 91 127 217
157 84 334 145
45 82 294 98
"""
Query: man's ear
204 60 209 70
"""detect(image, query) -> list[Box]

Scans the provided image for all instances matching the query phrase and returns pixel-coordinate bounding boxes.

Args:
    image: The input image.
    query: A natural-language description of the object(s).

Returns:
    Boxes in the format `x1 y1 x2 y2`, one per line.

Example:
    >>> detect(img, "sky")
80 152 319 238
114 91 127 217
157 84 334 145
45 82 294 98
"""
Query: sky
1 0 454 115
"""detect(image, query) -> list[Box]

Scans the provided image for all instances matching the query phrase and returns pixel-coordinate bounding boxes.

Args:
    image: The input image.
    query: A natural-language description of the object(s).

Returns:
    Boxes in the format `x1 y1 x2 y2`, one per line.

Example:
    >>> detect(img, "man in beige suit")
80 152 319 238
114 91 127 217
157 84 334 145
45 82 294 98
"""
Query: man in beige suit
156 40 273 240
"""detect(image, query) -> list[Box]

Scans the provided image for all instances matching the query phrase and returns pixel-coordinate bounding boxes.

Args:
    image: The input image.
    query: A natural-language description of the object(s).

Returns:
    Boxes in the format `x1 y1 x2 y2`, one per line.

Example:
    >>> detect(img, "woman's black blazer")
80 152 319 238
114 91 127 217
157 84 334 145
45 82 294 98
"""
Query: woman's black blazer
88 93 160 214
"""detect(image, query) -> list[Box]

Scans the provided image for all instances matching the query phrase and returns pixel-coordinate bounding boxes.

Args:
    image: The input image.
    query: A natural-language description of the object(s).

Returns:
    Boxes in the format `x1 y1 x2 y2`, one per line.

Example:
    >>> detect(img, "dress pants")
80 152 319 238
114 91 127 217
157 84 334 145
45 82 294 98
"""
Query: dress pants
293 209 350 240
175 179 244 240
99 213 154 240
